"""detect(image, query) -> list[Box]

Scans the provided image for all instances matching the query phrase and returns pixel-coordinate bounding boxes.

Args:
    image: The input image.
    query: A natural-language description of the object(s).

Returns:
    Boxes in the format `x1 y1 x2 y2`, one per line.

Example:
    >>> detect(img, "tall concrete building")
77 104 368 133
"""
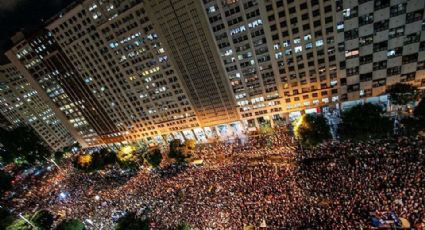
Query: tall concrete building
335 0 425 106
2 0 425 148
200 0 286 128
198 0 425 118
0 63 75 151
199 0 342 122
44 0 200 145
5 32 109 147
146 0 240 128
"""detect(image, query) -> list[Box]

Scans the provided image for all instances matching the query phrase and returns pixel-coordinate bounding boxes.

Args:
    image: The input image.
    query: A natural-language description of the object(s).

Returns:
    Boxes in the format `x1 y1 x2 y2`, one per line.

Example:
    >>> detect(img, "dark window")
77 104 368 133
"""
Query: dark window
374 0 390 11
374 20 389 32
390 3 406 17
406 10 424 23
402 53 418 64
359 13 374 26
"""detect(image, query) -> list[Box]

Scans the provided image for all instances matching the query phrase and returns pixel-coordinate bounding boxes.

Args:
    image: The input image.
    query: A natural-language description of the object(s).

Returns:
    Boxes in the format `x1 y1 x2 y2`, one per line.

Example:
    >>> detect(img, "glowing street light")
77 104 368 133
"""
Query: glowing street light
59 191 69 201
59 192 66 199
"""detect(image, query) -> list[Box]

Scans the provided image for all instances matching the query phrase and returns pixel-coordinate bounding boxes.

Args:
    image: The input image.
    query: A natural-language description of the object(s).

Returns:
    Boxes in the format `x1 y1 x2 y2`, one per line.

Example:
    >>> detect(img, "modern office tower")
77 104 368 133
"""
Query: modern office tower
201 0 285 128
145 0 240 128
5 33 103 147
153 0 341 124
0 63 75 151
335 0 425 103
265 0 342 115
3 0 425 148
44 0 200 144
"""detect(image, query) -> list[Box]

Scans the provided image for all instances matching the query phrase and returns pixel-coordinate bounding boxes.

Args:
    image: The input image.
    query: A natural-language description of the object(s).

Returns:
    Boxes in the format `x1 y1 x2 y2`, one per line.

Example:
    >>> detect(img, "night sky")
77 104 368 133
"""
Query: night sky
0 0 75 61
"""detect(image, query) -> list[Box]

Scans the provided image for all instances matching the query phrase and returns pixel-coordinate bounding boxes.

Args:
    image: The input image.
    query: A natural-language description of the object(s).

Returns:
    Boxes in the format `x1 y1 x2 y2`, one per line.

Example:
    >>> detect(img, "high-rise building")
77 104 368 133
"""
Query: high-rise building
5 32 107 147
335 0 425 105
44 0 200 144
199 0 342 122
2 0 425 148
0 63 75 151
200 0 287 128
146 0 240 128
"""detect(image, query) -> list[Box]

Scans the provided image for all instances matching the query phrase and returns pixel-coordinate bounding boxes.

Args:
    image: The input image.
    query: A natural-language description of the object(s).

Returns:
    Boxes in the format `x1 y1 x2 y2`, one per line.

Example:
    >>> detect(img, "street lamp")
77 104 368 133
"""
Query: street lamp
0 205 38 229
18 213 38 229
43 156 62 171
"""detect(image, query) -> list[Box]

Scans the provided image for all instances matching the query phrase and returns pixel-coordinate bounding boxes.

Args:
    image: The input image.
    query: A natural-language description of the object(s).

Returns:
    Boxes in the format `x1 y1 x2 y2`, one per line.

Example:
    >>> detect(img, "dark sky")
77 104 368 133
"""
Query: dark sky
0 0 75 61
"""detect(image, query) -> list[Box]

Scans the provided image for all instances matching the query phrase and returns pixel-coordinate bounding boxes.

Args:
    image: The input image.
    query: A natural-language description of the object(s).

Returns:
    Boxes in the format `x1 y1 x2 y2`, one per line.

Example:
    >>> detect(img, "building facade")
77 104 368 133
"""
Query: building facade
2 0 425 147
45 0 201 145
0 63 75 151
146 0 241 128
336 0 425 103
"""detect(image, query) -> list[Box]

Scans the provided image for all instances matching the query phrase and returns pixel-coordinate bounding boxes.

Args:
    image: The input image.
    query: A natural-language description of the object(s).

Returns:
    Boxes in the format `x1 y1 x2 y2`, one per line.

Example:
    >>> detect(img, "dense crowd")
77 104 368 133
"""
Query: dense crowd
1 130 424 229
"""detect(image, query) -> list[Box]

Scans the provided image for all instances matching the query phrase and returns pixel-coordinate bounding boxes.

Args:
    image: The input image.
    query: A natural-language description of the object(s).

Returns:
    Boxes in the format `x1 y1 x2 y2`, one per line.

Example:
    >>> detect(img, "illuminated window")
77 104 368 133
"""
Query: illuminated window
294 46 303 53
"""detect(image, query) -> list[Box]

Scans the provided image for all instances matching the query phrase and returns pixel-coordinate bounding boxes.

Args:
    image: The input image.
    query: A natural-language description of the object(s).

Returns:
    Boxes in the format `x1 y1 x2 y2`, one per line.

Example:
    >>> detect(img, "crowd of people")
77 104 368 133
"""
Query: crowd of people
1 128 424 229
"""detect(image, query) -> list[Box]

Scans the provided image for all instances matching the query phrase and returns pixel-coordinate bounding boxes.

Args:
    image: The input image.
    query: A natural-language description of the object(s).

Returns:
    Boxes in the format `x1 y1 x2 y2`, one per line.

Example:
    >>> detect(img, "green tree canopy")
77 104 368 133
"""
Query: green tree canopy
115 213 149 230
0 170 12 195
0 208 15 229
386 83 419 105
31 210 54 230
53 151 65 164
169 139 182 152
175 224 191 230
339 103 392 139
0 126 51 165
168 139 187 163
293 114 331 146
55 219 85 230
5 214 32 230
91 148 117 170
143 148 162 168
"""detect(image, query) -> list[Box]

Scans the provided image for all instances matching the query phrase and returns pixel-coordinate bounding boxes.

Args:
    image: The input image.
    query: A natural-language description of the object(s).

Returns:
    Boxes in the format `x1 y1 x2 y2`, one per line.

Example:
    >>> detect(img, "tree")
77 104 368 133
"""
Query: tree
76 154 92 169
293 114 331 146
414 97 425 120
31 210 54 230
169 139 182 152
116 146 141 169
143 148 163 168
115 213 149 230
5 214 32 230
175 224 190 230
0 170 12 195
91 148 117 170
258 123 275 147
117 146 137 163
386 83 419 106
168 139 187 163
184 139 196 151
0 148 16 166
0 208 15 229
339 103 392 139
54 151 65 164
259 123 274 136
0 126 51 165
55 219 85 230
